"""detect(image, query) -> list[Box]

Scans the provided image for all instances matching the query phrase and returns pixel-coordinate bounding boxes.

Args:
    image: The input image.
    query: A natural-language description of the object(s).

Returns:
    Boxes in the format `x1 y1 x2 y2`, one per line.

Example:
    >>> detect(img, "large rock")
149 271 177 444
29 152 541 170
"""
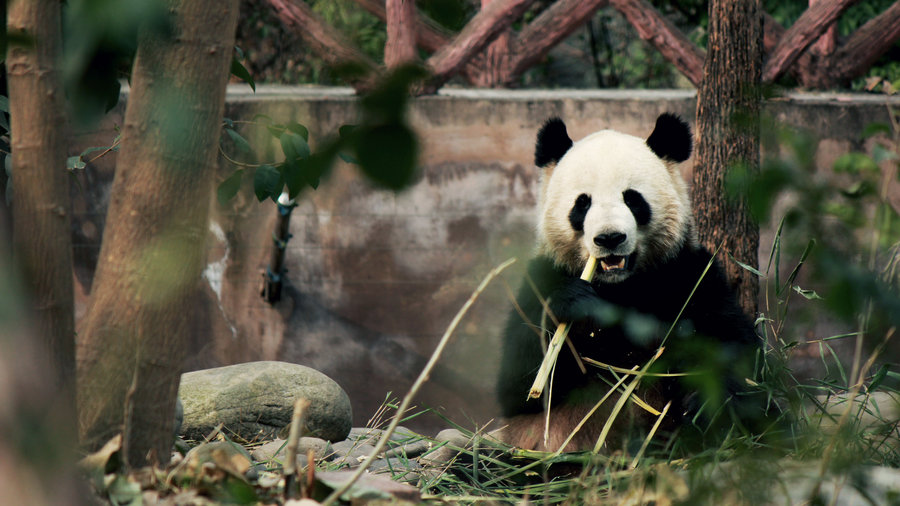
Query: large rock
179 361 352 442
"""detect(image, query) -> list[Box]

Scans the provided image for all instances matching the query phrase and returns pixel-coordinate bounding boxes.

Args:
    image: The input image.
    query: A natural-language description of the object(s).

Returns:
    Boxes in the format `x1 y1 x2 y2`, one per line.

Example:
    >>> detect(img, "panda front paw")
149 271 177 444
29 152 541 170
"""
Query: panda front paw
547 278 601 323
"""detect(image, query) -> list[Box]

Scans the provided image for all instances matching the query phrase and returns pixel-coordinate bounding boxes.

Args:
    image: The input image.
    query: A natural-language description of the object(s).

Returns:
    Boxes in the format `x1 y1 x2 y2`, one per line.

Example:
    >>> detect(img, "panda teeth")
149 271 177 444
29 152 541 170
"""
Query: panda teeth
600 256 626 272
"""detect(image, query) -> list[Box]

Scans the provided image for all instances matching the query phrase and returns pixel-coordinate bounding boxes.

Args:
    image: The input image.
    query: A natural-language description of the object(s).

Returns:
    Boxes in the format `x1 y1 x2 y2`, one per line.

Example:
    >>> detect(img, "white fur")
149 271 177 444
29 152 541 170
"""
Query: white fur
537 129 692 279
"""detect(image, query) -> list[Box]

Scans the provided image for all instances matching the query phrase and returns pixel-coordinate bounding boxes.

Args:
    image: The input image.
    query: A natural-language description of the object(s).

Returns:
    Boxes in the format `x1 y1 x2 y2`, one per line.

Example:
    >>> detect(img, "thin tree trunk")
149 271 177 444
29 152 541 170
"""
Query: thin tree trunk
77 0 240 466
7 0 75 393
692 0 762 317
385 0 418 67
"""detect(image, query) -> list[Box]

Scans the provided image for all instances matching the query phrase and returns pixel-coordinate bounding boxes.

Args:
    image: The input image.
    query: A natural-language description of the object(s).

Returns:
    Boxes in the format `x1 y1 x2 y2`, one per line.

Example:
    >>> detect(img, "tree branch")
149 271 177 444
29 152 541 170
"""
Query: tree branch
422 0 537 94
501 0 609 86
829 0 900 84
609 0 705 87
385 0 418 67
762 0 860 83
266 0 378 88
352 0 484 82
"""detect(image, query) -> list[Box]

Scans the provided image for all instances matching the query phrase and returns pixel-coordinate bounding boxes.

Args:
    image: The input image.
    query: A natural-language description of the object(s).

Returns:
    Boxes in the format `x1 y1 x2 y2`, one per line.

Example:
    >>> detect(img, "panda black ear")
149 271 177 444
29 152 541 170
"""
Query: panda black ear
646 113 692 163
535 117 573 168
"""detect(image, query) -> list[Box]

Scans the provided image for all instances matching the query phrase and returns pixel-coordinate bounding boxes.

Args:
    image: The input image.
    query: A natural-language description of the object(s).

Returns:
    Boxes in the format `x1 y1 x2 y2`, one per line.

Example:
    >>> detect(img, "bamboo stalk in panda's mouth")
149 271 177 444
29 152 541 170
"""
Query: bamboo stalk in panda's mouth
528 255 598 399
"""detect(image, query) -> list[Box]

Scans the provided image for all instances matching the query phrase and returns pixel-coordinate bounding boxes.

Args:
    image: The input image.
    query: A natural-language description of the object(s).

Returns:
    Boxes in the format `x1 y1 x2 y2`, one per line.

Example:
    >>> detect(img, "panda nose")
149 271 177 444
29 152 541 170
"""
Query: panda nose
594 232 626 249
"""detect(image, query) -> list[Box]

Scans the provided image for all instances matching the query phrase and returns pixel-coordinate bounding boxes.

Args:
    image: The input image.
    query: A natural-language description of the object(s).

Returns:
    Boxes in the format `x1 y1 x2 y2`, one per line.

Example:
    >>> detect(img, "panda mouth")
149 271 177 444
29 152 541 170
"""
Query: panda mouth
599 255 627 272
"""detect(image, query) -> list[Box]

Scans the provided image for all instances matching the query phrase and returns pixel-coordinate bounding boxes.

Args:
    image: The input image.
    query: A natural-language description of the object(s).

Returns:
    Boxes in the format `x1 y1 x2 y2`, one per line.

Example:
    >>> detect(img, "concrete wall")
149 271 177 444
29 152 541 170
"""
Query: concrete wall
70 87 900 432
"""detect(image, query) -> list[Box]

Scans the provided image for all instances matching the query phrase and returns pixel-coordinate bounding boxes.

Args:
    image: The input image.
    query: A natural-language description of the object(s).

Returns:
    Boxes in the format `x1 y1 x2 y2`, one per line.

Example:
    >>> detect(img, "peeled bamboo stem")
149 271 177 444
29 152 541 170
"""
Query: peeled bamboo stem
528 256 598 399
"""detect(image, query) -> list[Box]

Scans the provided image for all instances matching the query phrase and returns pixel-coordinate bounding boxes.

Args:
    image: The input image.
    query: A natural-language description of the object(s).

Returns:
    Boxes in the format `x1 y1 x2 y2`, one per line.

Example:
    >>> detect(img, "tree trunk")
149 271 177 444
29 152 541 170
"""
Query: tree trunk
7 0 75 393
692 0 762 318
76 0 240 466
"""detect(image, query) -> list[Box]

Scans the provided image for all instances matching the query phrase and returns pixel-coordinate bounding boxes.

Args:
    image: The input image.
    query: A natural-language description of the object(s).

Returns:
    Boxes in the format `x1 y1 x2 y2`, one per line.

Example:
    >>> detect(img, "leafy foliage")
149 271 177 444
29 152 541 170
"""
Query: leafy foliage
727 103 900 332
217 64 426 204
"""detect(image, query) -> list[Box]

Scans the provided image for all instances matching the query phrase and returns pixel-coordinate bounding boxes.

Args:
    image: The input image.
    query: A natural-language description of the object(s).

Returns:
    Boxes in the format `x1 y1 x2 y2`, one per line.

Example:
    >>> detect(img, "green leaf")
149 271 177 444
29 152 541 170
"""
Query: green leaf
841 180 873 198
833 152 878 174
286 122 309 141
282 150 332 197
728 252 764 277
252 113 273 125
339 152 359 164
0 95 9 113
778 239 815 298
869 364 890 392
871 143 897 164
217 169 244 206
792 285 823 300
106 475 142 506
354 123 418 190
862 122 891 139
67 155 86 171
279 131 311 161
230 56 256 92
253 164 282 201
225 128 252 154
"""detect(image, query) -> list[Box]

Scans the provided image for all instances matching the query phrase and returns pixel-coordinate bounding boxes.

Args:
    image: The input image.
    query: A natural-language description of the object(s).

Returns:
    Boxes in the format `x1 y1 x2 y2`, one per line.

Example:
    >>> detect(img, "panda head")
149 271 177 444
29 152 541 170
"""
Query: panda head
534 113 694 283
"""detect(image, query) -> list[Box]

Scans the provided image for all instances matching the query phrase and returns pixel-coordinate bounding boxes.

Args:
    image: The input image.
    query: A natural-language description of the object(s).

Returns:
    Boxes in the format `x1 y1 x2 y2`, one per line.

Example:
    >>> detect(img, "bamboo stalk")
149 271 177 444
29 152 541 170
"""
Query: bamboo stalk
528 256 598 399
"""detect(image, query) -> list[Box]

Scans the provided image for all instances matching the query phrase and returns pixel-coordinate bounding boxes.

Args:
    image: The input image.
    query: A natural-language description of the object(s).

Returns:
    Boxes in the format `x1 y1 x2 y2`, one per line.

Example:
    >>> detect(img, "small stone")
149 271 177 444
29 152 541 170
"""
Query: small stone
384 439 431 459
419 429 474 468
368 457 424 484
330 441 377 468
434 428 472 447
315 470 421 503
348 427 382 445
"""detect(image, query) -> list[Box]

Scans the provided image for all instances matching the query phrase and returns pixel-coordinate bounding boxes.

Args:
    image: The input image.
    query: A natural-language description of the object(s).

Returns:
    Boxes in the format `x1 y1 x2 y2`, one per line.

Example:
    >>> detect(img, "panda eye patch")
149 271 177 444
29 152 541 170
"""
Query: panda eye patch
569 193 592 232
623 189 651 226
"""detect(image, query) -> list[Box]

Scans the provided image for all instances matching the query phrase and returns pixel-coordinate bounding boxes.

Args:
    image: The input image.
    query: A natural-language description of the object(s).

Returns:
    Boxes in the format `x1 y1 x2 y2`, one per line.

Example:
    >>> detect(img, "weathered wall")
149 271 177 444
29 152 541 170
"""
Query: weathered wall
71 87 900 432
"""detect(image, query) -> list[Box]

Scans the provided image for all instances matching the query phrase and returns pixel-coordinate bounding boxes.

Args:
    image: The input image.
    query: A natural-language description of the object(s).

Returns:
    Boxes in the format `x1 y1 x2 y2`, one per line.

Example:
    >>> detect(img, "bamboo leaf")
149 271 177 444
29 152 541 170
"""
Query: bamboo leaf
217 169 244 205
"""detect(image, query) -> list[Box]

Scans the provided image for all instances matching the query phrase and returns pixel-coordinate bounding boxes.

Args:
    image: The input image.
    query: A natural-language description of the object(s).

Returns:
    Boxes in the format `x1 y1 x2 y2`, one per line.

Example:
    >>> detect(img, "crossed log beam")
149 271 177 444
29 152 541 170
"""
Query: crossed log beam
264 0 900 94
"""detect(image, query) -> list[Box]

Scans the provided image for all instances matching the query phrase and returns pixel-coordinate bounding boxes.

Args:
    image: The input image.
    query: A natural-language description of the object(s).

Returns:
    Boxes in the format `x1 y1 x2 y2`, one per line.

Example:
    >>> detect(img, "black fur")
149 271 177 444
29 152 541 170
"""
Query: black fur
568 194 591 232
535 118 573 167
646 113 692 163
623 189 652 226
496 243 762 442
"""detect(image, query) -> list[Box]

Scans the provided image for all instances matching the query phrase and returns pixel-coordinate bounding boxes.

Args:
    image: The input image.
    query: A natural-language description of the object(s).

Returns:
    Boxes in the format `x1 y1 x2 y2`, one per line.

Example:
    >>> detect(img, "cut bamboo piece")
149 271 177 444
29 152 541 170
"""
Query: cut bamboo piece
528 255 598 399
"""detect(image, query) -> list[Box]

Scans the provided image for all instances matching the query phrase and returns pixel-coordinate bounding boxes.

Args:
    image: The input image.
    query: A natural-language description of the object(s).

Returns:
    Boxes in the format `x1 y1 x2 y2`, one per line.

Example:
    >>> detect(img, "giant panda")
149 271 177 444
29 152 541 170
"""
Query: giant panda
494 113 761 453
